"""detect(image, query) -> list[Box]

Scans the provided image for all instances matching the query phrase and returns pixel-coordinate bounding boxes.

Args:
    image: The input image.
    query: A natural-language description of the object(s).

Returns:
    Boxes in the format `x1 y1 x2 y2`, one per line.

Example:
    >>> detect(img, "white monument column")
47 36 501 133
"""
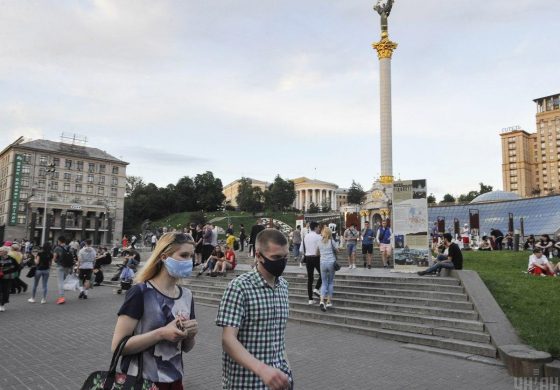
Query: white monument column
373 1 397 186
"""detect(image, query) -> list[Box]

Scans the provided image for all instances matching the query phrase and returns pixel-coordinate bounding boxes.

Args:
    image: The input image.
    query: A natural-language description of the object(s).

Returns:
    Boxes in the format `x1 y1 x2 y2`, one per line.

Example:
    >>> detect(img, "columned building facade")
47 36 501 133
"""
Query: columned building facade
292 177 338 212
0 137 128 245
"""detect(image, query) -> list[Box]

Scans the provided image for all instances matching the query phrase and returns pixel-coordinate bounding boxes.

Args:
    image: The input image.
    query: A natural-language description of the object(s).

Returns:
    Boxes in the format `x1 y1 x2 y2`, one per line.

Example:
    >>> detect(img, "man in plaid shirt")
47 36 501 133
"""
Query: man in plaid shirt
216 229 293 390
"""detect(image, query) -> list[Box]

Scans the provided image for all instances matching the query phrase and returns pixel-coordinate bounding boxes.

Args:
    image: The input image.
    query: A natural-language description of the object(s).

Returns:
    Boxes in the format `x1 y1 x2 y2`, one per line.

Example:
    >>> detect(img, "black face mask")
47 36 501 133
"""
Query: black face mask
259 253 288 277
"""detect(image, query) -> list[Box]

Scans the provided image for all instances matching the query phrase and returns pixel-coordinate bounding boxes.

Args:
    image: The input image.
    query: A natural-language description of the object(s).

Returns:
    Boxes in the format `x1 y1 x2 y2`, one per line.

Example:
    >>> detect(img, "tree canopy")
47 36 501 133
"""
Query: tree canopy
347 181 366 205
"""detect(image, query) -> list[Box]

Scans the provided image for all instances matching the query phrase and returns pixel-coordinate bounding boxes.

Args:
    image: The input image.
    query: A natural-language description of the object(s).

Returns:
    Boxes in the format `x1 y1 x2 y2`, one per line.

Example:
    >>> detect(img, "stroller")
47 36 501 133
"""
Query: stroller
116 265 135 295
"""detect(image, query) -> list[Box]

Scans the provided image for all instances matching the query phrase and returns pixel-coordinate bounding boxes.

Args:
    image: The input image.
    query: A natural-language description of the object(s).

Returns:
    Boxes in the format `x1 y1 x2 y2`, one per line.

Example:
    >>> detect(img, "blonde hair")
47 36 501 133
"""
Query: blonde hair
321 226 332 243
135 232 194 283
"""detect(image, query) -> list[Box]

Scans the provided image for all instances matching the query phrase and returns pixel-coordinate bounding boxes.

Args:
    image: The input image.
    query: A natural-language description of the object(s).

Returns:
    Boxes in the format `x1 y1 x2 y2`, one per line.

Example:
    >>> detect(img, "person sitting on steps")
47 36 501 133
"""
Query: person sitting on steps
418 233 463 276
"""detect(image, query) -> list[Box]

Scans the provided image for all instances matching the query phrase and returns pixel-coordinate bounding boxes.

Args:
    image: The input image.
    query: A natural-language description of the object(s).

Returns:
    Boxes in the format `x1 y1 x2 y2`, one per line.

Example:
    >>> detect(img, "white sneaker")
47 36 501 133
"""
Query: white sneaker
326 302 333 308
308 300 314 305
299 263 303 268
347 265 352 269
0 305 5 312
28 298 36 303
41 298 47 304
313 289 321 297
352 264 357 269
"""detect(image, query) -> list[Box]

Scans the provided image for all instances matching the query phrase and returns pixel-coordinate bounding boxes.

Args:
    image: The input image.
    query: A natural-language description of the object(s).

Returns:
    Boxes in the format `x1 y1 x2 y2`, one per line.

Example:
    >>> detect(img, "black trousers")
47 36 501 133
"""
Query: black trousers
239 237 245 251
201 244 214 263
305 256 322 300
11 277 27 292
0 279 12 305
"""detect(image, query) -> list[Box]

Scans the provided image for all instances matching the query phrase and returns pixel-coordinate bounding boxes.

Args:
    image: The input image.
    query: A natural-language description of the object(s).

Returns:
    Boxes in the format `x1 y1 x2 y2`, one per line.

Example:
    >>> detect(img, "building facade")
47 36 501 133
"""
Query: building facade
501 93 560 197
292 177 338 211
0 137 128 245
222 178 269 208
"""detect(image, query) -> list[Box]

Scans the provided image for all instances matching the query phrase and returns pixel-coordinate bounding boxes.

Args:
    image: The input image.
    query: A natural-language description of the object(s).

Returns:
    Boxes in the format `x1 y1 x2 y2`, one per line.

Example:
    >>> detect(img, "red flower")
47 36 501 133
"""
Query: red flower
115 373 127 385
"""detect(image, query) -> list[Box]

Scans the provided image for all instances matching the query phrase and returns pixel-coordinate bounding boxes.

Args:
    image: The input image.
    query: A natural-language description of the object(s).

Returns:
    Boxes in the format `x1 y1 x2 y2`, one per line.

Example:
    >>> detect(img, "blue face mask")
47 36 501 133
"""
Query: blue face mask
162 257 193 278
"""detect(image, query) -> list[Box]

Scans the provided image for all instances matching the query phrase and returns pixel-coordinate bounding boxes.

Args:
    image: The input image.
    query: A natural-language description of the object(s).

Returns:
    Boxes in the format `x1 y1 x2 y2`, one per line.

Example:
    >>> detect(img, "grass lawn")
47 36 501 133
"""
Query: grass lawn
463 250 560 356
152 211 298 236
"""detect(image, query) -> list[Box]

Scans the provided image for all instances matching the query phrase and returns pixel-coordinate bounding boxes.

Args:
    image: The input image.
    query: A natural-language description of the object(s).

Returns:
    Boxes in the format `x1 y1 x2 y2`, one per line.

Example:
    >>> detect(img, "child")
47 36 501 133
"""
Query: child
527 248 556 276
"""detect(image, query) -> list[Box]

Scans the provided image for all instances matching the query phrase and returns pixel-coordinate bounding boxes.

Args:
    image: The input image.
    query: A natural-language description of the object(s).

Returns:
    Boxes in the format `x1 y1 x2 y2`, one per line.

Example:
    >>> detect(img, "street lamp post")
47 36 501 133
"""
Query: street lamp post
41 163 56 246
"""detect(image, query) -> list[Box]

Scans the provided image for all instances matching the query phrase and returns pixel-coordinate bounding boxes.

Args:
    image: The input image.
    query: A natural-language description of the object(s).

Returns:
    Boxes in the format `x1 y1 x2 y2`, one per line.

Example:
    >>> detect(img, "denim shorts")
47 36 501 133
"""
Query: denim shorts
347 243 356 254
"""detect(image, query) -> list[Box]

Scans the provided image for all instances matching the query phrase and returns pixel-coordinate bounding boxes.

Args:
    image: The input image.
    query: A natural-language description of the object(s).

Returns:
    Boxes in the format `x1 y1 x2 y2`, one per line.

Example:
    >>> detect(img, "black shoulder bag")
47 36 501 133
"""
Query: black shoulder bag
81 336 157 390
331 239 341 272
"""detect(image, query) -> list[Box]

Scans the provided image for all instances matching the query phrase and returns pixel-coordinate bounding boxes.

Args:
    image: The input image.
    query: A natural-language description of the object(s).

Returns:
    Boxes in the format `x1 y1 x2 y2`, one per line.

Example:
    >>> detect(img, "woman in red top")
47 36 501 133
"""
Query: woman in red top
212 245 236 276
122 235 129 249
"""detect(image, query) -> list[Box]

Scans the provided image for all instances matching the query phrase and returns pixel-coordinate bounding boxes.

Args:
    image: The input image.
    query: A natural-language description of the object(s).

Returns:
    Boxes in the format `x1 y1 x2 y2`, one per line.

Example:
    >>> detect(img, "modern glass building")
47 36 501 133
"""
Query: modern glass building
428 191 560 237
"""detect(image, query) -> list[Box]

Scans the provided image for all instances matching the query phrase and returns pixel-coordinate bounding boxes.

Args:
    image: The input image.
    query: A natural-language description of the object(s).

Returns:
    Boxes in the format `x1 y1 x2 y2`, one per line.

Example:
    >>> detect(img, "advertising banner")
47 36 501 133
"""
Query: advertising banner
8 154 24 226
392 179 430 272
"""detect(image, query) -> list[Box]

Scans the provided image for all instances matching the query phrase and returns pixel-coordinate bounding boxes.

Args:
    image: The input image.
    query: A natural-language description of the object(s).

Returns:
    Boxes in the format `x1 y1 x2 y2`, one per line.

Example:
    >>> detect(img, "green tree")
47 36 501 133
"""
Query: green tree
236 178 264 212
263 175 296 212
440 194 456 204
321 199 332 212
308 202 320 213
175 176 196 211
458 190 479 203
427 193 437 204
479 182 493 195
347 181 366 205
126 176 144 196
194 171 225 211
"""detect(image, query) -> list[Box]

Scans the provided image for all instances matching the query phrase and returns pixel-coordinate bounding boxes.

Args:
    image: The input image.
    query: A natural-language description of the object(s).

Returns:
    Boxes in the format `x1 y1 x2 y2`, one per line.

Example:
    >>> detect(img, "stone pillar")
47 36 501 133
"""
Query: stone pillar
319 190 323 209
94 213 100 245
60 212 66 238
373 31 397 185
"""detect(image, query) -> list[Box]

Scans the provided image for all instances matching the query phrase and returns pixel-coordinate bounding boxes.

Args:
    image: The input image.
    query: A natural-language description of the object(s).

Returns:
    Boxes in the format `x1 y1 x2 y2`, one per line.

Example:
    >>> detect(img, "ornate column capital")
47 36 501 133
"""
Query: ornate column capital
372 32 398 59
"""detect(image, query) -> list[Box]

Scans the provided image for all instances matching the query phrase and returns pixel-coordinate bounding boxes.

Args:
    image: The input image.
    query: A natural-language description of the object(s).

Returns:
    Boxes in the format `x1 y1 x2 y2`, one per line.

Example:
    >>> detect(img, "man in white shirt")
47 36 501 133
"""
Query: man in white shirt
527 248 556 276
302 221 322 304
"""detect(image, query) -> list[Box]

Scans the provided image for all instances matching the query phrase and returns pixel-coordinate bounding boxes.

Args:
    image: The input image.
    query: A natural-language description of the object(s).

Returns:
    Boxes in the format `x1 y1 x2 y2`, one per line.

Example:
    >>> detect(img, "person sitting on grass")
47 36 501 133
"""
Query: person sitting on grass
418 233 463 276
211 245 236 277
527 248 556 277
535 234 554 258
478 236 493 251
198 245 224 276
524 234 536 251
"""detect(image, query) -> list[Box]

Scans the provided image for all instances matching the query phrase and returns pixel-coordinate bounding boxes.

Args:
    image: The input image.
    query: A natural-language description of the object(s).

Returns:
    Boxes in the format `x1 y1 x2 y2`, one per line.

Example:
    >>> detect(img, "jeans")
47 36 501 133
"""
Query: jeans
32 269 50 299
0 279 12 305
320 261 335 299
57 265 73 296
424 261 454 274
292 244 300 260
305 256 322 299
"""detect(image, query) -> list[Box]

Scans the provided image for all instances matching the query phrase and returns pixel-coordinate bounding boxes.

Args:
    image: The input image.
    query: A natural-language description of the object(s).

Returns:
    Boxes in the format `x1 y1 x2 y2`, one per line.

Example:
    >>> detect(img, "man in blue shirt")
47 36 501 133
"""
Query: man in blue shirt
361 221 375 269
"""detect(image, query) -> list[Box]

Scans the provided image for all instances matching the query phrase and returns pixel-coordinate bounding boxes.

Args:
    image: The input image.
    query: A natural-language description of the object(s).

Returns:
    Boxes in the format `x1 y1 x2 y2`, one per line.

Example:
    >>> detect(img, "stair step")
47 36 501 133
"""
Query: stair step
288 317 497 358
288 307 490 343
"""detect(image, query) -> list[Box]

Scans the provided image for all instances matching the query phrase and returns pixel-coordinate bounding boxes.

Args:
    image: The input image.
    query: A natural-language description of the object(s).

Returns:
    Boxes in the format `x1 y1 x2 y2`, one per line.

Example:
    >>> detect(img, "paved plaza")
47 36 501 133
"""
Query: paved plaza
0 275 516 390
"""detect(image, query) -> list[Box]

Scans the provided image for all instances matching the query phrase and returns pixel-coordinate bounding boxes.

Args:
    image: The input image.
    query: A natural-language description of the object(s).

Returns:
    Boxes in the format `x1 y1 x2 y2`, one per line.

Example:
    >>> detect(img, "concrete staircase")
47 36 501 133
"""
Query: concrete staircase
101 260 497 359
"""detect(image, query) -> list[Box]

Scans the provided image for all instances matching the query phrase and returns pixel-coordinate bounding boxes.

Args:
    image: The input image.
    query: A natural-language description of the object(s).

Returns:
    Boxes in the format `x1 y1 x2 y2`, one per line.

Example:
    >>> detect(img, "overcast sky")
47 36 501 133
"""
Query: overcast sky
1 0 559 200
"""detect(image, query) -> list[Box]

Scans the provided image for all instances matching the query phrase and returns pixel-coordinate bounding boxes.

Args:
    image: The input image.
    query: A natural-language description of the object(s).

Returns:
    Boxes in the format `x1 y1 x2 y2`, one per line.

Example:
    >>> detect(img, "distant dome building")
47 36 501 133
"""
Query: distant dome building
470 190 521 204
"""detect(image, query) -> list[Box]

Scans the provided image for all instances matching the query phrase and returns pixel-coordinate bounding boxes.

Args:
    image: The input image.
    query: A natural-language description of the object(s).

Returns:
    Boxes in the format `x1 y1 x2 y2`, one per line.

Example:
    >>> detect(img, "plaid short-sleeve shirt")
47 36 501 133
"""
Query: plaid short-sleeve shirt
216 270 292 390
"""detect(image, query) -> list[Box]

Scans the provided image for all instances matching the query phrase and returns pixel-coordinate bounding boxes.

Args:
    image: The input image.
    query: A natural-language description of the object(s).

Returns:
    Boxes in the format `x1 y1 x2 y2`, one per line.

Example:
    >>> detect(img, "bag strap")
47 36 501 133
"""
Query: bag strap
104 336 145 389
331 239 338 262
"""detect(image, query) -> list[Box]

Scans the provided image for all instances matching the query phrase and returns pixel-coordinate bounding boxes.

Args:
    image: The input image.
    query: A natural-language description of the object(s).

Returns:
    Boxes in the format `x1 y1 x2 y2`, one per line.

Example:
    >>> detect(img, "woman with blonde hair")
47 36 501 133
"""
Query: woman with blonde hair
315 226 338 312
111 232 198 390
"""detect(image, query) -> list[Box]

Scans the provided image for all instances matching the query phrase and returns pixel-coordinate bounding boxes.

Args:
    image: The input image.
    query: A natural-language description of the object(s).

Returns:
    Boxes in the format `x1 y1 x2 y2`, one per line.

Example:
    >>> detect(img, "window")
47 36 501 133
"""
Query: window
21 178 29 187
508 150 516 156
99 164 106 173
77 161 83 171
38 180 45 189
17 215 26 224
65 159 72 169
64 183 70 192
22 166 30 175
87 174 94 183
76 174 83 182
98 186 105 195
53 157 60 167
20 191 29 199
112 166 119 174
39 168 46 177
99 176 105 184
76 184 82 192
64 173 71 181
22 154 31 163
112 176 118 186
88 163 95 173
51 182 58 190
111 187 117 197
87 185 93 194
39 156 47 166
18 204 26 212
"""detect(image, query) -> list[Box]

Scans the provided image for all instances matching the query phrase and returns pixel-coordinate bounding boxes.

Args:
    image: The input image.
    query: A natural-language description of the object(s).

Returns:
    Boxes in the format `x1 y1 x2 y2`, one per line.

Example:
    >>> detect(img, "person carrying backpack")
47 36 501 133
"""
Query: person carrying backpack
77 239 97 300
53 236 75 305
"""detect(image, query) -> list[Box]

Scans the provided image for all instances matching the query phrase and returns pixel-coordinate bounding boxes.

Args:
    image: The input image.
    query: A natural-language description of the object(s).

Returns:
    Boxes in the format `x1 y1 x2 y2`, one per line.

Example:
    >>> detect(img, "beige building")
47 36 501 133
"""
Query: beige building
292 177 338 211
223 178 268 208
0 136 128 245
501 93 560 197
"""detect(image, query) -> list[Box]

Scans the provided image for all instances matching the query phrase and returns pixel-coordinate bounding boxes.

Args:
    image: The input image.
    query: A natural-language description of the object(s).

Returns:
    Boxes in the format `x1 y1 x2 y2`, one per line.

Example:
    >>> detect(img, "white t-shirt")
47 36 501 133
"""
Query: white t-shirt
301 231 322 256
151 235 157 244
528 254 549 269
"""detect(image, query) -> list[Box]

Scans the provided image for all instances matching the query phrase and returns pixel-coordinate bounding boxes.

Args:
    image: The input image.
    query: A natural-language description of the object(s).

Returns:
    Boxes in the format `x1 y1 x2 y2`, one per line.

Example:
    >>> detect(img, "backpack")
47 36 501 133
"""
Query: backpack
233 239 240 251
59 246 75 268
